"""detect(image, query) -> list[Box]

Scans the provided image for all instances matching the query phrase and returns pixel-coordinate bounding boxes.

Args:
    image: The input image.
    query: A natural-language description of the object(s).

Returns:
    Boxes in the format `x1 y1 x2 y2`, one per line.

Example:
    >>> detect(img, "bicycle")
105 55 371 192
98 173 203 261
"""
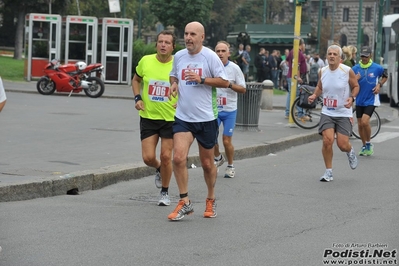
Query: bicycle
291 85 323 129
291 85 381 139
351 107 381 139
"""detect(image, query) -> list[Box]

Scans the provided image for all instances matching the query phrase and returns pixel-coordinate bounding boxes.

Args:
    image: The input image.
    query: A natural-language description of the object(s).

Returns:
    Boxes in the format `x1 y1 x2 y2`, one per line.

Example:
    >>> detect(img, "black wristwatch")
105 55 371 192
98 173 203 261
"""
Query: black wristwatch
351 96 356 102
228 82 233 89
200 77 206 84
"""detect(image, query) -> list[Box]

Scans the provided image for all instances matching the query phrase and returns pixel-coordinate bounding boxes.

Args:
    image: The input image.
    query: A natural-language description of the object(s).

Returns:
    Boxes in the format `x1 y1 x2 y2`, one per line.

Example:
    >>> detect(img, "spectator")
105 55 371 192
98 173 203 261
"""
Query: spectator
0 77 6 112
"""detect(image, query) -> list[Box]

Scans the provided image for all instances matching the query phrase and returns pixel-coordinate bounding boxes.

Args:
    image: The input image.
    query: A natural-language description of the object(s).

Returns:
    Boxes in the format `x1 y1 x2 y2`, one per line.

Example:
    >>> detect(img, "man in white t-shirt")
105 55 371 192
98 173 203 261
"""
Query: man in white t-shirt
0 77 7 112
168 21 229 221
213 41 246 178
308 45 359 182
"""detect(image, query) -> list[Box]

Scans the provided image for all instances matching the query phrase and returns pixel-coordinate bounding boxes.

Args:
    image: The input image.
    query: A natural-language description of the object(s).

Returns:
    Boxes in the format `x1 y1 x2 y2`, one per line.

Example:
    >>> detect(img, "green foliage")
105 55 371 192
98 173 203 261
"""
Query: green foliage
148 0 214 31
0 56 25 81
132 39 184 71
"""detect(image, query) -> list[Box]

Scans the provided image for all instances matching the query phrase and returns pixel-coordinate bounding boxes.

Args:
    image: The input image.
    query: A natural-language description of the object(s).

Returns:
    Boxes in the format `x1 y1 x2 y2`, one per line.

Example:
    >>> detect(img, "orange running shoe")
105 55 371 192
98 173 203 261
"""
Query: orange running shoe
203 198 217 218
168 200 194 221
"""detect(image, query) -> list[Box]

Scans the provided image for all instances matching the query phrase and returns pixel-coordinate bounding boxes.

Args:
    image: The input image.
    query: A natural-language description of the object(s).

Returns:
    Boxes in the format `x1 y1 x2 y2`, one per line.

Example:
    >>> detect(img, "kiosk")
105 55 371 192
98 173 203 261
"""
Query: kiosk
100 18 133 84
64 16 98 65
24 13 62 81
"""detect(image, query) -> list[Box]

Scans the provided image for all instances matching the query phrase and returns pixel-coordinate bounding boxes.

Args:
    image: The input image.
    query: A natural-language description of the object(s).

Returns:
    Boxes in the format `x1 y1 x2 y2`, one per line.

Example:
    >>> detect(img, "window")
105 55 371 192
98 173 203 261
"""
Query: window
322 8 328 19
343 8 349 22
365 8 372 22
340 34 348 47
363 34 369 46
394 7 399 14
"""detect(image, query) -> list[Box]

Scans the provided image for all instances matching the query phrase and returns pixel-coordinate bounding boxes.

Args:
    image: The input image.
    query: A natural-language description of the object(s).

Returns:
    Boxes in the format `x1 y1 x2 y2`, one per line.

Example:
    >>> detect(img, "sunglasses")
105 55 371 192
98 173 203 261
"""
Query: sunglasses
360 55 370 58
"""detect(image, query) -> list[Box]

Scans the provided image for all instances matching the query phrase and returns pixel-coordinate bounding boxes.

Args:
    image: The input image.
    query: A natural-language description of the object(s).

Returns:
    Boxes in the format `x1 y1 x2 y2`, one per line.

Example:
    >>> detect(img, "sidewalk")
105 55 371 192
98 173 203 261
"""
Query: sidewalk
1 80 398 202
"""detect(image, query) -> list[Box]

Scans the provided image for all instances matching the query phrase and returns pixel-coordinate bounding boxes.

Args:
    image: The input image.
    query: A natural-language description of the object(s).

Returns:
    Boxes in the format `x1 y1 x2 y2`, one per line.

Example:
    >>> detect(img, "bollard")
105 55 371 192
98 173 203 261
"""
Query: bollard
261 80 274 110
235 82 263 131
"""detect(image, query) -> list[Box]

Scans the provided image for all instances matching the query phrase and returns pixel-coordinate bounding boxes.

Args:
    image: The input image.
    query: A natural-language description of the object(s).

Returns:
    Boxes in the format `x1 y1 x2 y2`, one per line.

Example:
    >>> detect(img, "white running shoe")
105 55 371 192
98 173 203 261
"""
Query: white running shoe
224 166 235 178
158 191 170 206
320 170 333 182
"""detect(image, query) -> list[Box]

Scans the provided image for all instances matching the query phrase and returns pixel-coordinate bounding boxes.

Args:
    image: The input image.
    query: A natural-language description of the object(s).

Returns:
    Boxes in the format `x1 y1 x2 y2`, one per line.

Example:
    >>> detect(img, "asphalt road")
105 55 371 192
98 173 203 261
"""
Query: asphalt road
1 118 398 266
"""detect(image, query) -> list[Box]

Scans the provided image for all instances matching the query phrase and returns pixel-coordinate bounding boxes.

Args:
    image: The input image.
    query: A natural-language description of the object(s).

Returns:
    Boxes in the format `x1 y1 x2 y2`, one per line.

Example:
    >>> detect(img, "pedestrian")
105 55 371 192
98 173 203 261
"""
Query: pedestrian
255 48 266 82
242 45 251 81
285 39 308 119
352 46 388 156
234 43 245 71
213 41 246 178
279 49 290 90
0 77 6 112
308 57 320 86
308 44 360 182
168 21 229 220
263 50 271 80
349 45 358 67
342 46 354 67
269 50 279 88
276 50 283 88
131 30 177 206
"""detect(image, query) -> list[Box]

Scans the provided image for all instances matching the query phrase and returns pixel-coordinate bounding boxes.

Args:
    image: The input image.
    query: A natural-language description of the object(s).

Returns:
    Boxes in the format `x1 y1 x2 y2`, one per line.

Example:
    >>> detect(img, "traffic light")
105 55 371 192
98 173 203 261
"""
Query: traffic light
237 32 250 46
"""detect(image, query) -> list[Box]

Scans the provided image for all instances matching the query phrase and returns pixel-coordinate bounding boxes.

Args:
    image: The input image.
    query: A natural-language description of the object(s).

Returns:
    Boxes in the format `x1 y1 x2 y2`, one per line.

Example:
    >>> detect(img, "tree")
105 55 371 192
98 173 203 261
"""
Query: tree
148 0 214 34
232 0 285 25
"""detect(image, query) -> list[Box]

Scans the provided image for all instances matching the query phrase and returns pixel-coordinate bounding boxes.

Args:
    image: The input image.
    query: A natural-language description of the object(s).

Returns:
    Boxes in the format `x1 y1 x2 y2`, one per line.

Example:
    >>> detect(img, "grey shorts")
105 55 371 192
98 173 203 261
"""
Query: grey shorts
318 114 352 137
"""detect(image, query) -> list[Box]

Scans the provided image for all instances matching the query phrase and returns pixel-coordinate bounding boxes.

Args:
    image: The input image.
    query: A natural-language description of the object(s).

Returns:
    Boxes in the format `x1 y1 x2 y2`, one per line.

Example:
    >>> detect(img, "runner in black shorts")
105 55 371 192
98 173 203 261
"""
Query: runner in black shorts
132 30 177 206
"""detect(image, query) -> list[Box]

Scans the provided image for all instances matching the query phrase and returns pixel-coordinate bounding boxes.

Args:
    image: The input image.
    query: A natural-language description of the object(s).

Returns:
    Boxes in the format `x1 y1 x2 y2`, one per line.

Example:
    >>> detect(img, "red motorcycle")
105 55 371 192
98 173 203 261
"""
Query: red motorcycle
36 59 105 98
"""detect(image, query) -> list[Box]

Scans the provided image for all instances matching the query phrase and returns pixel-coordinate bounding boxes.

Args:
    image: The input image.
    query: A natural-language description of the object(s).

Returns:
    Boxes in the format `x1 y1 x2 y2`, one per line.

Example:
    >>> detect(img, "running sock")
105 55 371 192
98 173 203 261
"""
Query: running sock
215 154 222 161
161 187 168 193
227 164 234 168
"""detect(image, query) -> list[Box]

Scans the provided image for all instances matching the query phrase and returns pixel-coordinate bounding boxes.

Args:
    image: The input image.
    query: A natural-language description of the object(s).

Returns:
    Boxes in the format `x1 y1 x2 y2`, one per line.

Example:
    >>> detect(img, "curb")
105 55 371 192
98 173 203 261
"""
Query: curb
0 132 320 202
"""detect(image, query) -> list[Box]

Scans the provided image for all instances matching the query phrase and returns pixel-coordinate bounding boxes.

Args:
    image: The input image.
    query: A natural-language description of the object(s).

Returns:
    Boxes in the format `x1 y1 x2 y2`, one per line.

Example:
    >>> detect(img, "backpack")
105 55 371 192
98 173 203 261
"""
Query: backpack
298 85 317 109
309 63 320 82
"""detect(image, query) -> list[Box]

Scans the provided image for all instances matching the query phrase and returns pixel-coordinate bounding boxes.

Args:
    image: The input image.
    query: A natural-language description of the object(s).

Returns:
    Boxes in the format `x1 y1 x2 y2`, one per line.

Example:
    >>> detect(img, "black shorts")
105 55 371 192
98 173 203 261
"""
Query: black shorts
173 117 218 149
140 117 173 140
355 105 375 118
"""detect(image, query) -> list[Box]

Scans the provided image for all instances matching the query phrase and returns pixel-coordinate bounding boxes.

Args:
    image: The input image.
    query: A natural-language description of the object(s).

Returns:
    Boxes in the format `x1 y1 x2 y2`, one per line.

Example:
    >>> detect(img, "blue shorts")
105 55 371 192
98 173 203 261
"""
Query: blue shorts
173 117 218 149
217 110 237 137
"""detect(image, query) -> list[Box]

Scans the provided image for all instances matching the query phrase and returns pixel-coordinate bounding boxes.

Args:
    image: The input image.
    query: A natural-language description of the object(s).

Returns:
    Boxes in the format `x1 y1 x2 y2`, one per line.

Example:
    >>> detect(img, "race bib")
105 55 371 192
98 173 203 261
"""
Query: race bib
181 63 203 86
217 91 228 107
323 94 338 109
148 80 170 102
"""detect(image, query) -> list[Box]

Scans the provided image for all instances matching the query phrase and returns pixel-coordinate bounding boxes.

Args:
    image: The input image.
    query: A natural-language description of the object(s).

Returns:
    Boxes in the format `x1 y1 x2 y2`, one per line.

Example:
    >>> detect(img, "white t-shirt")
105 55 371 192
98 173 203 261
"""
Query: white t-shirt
217 61 246 112
170 46 227 122
0 77 6 103
320 64 352 117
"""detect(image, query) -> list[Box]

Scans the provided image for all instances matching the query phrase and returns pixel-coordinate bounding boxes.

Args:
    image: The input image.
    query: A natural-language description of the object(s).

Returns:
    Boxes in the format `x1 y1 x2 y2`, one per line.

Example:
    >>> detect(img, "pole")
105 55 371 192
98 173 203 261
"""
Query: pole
331 0 335 41
123 0 126 18
289 1 303 125
317 0 322 52
375 0 385 63
263 0 267 24
357 0 363 53
138 0 142 39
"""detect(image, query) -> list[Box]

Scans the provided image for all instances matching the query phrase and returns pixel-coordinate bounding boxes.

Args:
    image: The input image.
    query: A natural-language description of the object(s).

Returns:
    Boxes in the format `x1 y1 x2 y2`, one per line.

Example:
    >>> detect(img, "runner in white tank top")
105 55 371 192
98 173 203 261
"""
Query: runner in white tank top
307 45 359 182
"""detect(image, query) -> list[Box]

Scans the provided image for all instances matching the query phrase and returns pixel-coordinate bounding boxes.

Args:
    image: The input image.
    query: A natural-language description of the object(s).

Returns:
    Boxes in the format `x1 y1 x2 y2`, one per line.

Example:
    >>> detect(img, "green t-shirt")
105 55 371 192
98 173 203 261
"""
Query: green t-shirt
135 54 177 121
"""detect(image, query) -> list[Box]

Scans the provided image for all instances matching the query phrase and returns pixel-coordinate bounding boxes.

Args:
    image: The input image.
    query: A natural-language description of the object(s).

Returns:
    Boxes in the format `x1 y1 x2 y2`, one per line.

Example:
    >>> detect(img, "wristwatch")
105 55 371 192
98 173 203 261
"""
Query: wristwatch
228 82 233 89
200 77 206 84
351 96 356 101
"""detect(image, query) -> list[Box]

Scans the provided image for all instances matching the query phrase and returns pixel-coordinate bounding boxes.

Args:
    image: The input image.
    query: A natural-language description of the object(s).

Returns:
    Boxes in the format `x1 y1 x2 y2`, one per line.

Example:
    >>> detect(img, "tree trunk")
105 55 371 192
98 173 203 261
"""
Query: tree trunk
14 10 25 60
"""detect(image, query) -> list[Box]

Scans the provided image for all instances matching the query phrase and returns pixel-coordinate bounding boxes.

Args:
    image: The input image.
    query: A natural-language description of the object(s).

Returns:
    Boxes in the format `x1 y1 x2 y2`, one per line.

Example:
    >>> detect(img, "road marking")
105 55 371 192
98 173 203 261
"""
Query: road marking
372 132 399 143
381 125 399 130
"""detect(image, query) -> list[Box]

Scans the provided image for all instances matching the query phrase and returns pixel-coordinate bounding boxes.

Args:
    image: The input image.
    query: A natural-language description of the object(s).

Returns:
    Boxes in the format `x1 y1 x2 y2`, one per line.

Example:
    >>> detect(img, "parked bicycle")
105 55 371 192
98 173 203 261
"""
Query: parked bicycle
290 85 381 139
291 85 323 130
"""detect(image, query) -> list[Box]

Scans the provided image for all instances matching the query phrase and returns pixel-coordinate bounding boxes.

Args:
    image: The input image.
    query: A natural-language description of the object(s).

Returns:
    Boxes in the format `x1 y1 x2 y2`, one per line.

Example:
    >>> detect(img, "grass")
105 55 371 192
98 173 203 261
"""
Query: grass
0 55 25 82
273 88 287 95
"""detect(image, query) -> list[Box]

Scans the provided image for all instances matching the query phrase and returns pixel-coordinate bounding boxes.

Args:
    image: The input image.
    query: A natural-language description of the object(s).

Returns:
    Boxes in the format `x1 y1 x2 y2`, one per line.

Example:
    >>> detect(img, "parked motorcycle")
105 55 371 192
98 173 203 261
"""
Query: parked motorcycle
36 59 105 98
